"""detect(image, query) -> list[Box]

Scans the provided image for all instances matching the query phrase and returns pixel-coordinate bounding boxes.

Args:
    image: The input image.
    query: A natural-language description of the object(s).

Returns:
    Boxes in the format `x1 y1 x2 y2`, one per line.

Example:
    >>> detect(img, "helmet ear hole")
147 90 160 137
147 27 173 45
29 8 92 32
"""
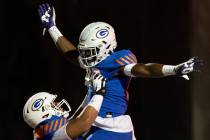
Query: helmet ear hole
102 41 107 44
42 106 45 112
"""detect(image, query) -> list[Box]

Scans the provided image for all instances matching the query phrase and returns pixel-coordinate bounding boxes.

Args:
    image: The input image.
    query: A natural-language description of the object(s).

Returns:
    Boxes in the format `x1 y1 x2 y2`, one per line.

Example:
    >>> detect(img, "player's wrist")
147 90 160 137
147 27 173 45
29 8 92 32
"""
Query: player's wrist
46 23 55 29
48 26 63 43
87 95 103 112
162 65 176 76
95 88 106 96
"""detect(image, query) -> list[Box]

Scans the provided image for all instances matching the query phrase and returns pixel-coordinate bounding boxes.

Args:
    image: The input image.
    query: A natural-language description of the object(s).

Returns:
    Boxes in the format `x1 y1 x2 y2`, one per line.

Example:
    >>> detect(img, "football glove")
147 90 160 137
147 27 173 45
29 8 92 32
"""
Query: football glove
91 72 106 96
174 57 203 80
38 3 56 34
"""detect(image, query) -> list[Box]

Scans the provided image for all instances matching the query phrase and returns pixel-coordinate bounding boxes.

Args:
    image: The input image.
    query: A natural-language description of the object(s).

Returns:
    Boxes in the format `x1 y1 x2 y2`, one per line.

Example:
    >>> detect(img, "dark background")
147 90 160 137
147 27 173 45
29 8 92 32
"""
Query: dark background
3 0 209 140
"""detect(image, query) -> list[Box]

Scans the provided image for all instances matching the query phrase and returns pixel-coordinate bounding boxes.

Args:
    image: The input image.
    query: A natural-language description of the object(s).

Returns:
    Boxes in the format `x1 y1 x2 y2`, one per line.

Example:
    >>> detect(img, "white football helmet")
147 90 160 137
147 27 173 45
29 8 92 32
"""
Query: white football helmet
78 22 117 67
23 92 71 128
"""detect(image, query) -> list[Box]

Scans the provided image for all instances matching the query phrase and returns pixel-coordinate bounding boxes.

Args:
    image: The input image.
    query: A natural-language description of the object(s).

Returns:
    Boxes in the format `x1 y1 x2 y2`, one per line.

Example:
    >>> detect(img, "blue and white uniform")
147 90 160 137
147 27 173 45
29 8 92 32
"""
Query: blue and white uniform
33 116 71 140
33 50 137 140
82 49 137 140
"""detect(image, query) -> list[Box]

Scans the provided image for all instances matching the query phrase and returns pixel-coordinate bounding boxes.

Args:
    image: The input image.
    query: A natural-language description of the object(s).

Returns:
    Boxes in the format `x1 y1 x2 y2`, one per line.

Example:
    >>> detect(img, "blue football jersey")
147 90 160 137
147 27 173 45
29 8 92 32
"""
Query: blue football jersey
92 49 137 117
33 116 68 140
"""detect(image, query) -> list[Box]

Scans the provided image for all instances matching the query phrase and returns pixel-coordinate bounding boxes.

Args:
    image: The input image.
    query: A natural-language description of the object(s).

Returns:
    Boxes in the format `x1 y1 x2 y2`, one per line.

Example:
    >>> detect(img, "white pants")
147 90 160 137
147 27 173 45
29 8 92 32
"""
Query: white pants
93 115 136 140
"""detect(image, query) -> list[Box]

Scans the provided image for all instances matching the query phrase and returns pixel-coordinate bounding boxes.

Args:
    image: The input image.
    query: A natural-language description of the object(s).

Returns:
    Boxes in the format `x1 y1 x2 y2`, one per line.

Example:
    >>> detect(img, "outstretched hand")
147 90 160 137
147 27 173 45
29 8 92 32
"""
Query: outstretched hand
174 57 203 80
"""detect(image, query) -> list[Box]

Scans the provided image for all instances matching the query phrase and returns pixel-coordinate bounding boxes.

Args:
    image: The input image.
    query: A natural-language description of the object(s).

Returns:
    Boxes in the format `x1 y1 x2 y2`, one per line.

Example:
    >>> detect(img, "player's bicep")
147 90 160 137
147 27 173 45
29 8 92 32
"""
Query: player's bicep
130 63 151 77
122 63 151 77
63 50 80 66
55 36 80 66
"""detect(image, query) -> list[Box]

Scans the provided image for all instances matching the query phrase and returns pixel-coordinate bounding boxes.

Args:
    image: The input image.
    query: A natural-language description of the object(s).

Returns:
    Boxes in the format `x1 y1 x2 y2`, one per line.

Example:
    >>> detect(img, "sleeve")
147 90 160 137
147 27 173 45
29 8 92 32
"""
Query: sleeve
114 50 137 67
33 129 42 140
52 124 72 140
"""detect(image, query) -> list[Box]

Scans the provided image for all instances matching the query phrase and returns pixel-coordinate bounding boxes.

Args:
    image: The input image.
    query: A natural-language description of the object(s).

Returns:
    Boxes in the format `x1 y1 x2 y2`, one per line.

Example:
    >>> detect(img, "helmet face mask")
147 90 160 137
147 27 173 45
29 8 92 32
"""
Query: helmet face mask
51 98 71 117
78 22 117 68
78 44 100 67
23 92 71 128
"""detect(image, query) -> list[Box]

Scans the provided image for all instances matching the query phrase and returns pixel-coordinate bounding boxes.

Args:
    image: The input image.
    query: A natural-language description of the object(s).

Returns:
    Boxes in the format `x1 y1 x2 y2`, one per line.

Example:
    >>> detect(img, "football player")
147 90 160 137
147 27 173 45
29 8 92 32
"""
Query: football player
37 3 202 140
23 73 106 140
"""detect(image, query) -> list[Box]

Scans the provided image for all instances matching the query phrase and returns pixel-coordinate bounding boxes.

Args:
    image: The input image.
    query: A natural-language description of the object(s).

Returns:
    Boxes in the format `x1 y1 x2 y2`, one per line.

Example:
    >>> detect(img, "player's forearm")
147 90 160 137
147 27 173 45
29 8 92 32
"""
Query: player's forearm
56 36 77 53
124 63 176 78
66 95 103 138
48 26 77 53
66 106 98 138
132 63 165 77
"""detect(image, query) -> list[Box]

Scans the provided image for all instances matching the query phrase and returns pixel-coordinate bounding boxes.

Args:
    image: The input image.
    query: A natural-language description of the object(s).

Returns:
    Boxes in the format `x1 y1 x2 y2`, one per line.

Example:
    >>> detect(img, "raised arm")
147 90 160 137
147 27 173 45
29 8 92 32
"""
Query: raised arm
66 72 106 138
123 57 203 80
38 3 79 64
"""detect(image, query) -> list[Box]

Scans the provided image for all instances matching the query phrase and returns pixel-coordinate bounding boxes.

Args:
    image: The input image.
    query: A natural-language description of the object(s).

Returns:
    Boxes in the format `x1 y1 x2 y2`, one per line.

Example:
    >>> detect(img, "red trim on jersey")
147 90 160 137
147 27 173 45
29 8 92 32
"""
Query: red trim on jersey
129 54 137 63
116 59 124 66
53 119 59 131
125 77 132 101
44 124 49 134
120 57 130 64
125 56 135 63
59 118 63 127
33 117 68 139
48 120 54 133
34 125 44 139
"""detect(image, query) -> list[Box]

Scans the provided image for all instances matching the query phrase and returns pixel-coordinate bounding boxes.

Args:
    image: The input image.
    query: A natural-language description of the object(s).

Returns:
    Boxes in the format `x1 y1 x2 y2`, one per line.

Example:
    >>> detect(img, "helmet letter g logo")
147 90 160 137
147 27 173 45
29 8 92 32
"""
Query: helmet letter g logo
96 29 109 39
32 99 44 111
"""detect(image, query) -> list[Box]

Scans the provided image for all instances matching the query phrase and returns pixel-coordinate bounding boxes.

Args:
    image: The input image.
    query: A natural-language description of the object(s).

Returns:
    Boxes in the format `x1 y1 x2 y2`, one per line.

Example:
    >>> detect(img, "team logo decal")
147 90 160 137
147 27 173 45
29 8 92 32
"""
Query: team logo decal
32 99 44 111
96 29 109 39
